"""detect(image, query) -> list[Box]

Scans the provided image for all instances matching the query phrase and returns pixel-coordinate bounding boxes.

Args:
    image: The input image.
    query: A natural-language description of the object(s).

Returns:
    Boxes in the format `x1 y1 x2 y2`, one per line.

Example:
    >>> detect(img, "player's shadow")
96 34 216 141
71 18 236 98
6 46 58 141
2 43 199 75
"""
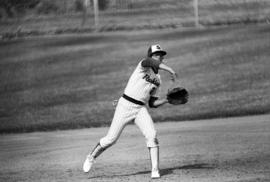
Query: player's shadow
160 163 215 176
88 163 215 179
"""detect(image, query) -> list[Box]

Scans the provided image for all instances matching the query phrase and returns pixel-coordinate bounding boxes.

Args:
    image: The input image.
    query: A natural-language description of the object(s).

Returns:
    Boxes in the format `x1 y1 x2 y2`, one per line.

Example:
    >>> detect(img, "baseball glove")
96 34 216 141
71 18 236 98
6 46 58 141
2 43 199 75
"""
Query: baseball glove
167 87 189 105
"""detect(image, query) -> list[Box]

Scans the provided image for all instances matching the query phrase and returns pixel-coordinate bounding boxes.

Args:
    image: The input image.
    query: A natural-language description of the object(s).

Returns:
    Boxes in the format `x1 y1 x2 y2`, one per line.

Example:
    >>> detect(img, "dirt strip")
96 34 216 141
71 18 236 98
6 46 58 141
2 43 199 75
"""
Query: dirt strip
0 114 270 182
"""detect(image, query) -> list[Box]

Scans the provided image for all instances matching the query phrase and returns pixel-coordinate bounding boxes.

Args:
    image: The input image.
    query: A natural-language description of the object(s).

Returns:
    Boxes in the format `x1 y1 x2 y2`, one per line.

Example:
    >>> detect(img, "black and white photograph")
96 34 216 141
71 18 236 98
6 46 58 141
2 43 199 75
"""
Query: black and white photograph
0 0 270 181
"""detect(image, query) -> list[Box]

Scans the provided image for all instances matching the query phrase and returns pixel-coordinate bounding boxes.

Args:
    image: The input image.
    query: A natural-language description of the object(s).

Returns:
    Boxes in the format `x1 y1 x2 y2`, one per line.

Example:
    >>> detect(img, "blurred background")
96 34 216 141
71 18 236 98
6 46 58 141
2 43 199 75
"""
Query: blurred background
1 0 270 37
0 0 270 133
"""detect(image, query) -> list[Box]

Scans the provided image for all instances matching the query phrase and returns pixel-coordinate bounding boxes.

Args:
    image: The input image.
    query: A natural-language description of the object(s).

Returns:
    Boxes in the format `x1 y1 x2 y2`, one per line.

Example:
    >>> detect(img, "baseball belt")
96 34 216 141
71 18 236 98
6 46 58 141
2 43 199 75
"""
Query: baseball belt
122 94 145 106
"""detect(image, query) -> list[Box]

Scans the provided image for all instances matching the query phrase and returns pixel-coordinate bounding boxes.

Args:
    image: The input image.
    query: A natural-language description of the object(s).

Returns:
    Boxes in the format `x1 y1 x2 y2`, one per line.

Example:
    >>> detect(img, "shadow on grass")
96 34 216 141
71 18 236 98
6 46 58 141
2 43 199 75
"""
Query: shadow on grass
88 163 214 179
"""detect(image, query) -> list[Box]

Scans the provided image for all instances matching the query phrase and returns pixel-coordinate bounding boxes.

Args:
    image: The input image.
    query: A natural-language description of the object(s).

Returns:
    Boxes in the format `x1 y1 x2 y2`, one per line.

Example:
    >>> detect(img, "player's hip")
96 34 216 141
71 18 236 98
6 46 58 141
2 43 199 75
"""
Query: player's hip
118 96 144 109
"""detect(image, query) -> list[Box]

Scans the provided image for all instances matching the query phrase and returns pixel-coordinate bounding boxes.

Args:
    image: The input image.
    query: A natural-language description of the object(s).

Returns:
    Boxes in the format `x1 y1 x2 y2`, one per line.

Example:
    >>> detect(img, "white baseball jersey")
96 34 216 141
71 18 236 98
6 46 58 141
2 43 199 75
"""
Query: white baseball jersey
124 59 161 104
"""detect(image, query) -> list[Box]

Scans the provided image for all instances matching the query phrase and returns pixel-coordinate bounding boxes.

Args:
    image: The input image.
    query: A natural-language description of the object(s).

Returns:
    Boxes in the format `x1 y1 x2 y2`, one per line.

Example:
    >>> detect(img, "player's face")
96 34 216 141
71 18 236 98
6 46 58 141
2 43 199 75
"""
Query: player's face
152 53 164 62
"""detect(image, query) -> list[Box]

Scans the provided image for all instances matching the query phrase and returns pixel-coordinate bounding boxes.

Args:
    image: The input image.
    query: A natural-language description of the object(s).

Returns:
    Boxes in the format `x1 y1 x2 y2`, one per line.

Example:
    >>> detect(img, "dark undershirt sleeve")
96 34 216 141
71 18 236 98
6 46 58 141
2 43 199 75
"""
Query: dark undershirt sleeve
148 96 159 108
141 58 161 74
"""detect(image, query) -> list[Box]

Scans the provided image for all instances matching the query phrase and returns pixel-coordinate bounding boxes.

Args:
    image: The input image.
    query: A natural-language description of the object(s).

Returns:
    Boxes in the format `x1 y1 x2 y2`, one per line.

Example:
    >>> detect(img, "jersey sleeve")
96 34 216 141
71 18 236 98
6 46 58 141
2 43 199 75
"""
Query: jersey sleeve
148 87 160 108
141 57 161 74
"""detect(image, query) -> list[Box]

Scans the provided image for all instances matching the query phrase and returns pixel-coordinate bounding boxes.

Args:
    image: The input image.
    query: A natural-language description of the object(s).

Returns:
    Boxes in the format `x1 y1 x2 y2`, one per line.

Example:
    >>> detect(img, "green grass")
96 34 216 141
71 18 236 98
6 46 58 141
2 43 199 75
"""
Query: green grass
0 24 270 133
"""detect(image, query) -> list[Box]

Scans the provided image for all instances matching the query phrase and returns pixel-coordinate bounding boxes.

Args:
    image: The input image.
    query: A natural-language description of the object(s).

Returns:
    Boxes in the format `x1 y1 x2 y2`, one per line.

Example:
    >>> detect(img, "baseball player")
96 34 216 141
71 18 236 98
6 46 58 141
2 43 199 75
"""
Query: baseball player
83 44 177 179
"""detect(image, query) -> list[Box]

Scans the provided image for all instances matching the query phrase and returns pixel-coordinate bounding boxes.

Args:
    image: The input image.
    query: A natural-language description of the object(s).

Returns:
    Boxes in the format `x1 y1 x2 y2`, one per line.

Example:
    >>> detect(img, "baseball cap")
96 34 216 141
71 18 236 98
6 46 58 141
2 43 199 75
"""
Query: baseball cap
147 44 167 57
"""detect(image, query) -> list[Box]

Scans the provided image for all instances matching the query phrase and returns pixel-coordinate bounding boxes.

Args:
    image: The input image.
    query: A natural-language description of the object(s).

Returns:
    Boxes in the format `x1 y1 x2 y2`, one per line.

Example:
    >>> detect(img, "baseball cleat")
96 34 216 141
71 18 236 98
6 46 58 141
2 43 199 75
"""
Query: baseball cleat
83 155 95 173
151 169 160 179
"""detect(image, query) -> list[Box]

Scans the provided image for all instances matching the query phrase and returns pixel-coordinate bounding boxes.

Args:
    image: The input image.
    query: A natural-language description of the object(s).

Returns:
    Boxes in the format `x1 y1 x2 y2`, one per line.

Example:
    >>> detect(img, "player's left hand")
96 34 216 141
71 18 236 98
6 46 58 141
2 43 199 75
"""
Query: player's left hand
167 87 189 105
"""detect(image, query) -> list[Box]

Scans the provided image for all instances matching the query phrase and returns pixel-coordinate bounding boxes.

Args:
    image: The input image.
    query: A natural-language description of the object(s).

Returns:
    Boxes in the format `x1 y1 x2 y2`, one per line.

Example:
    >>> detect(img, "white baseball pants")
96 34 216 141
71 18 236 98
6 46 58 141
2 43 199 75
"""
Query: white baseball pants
100 97 158 148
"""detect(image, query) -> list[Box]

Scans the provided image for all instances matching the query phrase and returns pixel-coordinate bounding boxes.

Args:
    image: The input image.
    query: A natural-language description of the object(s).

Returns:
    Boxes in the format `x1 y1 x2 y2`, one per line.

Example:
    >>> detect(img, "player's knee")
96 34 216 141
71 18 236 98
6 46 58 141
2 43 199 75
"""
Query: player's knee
147 129 157 139
100 136 117 148
145 129 158 147
146 137 159 148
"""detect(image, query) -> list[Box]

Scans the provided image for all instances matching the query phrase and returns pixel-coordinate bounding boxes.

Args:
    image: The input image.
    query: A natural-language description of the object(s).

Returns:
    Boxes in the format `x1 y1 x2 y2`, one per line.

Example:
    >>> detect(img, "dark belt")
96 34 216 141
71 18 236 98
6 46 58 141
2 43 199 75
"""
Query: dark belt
122 94 145 106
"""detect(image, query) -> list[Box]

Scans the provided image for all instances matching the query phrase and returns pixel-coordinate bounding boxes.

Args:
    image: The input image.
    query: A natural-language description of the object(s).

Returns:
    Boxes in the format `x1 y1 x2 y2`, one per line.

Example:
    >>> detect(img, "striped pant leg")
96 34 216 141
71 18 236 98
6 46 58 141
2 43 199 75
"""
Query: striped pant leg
134 107 158 148
99 98 139 148
135 107 159 171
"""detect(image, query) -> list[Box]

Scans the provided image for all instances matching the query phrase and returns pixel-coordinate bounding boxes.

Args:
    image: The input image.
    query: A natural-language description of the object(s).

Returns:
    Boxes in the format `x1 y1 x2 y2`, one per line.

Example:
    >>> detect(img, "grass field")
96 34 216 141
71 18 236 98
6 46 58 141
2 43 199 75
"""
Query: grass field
0 23 270 133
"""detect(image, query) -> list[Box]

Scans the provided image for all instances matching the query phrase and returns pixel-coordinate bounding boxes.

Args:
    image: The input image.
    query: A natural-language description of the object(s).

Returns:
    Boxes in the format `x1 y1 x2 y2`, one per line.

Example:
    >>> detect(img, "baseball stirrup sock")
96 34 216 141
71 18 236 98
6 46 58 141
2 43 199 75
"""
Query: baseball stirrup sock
148 146 159 171
90 143 106 159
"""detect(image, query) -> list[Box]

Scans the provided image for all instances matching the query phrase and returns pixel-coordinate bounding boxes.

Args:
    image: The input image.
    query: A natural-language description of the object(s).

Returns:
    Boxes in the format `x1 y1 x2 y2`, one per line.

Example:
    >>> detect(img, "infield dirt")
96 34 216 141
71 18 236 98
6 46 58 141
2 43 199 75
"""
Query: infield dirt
0 114 269 182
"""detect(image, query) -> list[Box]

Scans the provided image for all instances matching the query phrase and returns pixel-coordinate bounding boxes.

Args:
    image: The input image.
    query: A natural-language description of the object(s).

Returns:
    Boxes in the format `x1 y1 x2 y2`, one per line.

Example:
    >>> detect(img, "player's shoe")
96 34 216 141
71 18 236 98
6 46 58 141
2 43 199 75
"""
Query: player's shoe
83 155 95 173
151 169 160 179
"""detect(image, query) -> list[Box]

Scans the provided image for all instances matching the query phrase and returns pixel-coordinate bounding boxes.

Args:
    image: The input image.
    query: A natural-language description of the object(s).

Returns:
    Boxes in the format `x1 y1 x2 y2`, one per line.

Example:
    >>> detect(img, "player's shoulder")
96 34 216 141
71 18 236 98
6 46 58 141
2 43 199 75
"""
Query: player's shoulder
136 59 147 70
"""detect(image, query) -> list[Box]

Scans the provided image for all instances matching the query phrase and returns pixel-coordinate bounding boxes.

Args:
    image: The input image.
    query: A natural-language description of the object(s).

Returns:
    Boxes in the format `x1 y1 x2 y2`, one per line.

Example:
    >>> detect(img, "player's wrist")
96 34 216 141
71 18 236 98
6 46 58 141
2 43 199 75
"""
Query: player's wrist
160 98 169 105
151 98 168 108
